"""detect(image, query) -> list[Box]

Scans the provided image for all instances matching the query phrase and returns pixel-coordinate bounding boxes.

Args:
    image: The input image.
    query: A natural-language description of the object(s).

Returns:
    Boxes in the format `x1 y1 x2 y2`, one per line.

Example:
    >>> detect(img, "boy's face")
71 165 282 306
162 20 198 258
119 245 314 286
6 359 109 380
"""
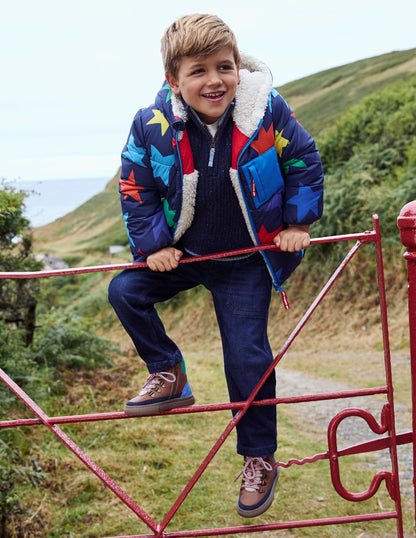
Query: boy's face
166 46 240 125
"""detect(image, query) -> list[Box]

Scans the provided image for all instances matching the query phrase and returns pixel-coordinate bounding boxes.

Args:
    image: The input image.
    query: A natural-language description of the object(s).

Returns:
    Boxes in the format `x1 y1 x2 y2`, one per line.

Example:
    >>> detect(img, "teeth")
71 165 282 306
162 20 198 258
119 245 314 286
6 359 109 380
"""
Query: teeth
205 92 223 97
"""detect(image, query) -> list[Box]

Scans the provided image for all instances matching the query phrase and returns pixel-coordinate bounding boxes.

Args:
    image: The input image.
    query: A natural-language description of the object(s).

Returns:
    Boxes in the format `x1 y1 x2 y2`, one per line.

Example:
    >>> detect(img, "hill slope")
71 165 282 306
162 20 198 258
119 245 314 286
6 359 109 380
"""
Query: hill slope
33 48 416 262
33 169 127 261
277 48 416 138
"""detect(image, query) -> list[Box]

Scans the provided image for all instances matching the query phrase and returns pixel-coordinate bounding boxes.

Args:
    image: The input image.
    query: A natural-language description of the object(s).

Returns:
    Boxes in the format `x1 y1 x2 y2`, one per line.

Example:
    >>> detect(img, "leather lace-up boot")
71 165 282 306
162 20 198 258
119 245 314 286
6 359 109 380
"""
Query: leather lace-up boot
124 360 195 416
236 455 279 517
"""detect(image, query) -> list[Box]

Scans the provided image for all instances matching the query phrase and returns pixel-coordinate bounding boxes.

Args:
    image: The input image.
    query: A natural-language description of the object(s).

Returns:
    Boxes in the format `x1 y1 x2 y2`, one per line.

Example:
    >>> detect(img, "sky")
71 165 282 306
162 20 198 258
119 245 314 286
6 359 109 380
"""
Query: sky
1 0 415 182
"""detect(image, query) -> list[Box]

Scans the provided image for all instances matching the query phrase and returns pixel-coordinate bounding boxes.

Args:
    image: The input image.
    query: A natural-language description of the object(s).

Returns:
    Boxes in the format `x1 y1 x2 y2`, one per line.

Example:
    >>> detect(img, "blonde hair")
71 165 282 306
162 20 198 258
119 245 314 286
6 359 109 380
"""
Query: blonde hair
161 14 241 77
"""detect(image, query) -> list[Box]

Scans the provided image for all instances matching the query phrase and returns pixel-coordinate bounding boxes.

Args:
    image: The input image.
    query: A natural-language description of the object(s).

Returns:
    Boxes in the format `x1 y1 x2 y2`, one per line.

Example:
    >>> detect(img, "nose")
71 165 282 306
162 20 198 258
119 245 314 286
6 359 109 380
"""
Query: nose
206 69 222 86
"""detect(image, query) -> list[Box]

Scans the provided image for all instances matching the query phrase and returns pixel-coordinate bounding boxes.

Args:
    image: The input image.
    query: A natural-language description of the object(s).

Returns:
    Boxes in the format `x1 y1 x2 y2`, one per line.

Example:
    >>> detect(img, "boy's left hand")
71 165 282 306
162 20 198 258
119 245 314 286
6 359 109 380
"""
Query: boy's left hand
273 225 310 252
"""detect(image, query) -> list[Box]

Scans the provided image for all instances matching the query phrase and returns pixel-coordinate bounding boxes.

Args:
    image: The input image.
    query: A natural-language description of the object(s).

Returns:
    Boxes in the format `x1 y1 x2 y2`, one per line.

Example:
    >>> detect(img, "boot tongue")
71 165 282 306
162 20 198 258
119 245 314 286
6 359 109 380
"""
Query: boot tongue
243 468 261 492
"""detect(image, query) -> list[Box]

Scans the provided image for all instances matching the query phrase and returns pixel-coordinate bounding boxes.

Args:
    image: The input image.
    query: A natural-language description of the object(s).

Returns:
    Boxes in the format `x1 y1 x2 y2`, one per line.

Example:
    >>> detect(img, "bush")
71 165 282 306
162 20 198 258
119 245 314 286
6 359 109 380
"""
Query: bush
32 312 116 371
0 312 117 415
0 182 44 345
309 77 416 274
318 77 416 173
0 324 46 414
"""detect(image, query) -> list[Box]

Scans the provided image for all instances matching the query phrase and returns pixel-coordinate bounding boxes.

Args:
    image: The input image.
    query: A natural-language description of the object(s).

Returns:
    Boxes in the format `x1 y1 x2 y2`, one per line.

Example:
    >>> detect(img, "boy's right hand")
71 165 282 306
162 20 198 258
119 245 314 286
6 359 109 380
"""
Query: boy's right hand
146 247 183 272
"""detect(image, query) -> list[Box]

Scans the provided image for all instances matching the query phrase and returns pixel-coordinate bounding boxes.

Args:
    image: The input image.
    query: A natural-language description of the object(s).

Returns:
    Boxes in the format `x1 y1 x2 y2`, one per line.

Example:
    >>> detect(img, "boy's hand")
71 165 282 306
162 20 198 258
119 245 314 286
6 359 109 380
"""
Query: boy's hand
273 225 310 252
146 247 183 272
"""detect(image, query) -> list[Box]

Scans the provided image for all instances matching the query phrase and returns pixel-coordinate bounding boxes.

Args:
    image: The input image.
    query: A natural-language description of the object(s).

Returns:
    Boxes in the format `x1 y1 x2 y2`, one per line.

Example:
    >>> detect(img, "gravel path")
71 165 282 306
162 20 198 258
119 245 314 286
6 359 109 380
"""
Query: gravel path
277 368 413 496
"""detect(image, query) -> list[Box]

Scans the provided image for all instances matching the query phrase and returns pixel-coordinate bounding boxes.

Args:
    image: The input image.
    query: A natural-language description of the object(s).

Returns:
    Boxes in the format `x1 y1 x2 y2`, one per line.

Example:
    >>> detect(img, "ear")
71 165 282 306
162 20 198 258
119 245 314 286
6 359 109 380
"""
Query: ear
236 64 240 85
166 73 181 95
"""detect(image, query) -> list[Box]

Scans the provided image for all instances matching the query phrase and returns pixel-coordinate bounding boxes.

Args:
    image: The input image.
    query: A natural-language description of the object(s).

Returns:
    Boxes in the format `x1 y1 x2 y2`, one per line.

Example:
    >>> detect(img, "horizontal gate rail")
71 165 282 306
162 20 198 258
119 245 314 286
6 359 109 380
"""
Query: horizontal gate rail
0 385 390 429
104 513 399 538
0 213 411 537
0 230 376 280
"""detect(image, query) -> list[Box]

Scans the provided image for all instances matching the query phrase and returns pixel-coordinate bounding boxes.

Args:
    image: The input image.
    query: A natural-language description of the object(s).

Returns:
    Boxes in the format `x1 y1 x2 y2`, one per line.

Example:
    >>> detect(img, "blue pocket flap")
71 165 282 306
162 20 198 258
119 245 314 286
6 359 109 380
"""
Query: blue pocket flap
241 147 285 208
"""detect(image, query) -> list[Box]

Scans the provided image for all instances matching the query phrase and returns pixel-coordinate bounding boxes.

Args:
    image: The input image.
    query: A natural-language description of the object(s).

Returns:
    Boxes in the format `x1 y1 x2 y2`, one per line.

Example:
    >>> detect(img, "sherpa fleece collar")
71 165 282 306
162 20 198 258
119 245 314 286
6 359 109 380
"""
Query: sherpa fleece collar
170 54 273 138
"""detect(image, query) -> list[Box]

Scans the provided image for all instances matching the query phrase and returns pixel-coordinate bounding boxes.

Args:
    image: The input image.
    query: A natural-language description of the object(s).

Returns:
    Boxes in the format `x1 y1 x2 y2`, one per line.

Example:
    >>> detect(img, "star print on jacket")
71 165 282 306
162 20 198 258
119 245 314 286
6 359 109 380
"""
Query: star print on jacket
281 158 307 175
119 170 145 203
286 183 322 221
162 82 172 102
122 134 147 166
150 145 175 185
250 124 274 155
274 128 290 157
146 109 170 136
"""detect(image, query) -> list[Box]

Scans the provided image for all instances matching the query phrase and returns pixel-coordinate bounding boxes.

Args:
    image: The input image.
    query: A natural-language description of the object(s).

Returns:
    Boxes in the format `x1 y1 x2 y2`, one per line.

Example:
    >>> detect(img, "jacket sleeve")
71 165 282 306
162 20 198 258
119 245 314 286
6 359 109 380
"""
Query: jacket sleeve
271 91 324 226
119 110 173 261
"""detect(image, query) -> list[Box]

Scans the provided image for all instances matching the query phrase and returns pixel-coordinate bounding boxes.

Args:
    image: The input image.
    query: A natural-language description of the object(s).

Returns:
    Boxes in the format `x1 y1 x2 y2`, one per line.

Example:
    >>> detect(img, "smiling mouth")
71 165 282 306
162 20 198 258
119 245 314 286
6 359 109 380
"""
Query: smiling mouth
203 91 225 100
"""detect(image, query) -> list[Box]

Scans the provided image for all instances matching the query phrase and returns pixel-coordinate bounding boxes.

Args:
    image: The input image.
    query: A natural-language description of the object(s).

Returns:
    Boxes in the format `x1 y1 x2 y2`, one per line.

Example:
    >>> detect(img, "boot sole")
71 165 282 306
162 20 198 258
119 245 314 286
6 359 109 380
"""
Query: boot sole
124 395 195 416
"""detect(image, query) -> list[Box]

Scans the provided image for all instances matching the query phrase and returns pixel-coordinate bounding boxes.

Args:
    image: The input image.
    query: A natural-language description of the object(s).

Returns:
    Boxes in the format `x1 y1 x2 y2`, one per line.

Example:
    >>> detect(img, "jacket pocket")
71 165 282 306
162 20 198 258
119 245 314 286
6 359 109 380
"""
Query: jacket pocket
240 146 284 208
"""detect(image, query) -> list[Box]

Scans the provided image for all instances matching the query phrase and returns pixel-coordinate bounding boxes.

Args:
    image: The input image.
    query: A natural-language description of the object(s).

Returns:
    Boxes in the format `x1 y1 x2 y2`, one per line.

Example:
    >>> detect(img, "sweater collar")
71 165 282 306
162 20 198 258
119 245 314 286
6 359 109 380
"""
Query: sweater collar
187 102 233 134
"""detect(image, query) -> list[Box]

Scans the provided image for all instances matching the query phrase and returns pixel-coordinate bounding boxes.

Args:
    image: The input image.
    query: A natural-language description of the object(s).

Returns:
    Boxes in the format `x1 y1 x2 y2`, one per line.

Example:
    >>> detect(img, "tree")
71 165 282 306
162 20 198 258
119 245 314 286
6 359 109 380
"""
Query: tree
0 182 43 345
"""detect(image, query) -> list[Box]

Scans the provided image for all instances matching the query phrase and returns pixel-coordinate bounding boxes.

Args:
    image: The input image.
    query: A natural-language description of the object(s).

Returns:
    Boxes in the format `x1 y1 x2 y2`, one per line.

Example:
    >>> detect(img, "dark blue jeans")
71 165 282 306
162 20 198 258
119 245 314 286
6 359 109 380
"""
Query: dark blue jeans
108 253 277 457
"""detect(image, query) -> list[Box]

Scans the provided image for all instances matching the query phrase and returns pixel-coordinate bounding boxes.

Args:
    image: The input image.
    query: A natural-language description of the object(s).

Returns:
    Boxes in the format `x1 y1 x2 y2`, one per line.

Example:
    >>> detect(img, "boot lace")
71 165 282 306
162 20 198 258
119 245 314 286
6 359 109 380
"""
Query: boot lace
139 371 176 396
235 457 273 492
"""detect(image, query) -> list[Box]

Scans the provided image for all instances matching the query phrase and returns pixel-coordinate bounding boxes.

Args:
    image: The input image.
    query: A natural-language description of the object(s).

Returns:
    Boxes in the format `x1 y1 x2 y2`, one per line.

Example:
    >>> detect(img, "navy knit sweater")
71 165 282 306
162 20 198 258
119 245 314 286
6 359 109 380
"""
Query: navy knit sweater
180 109 252 256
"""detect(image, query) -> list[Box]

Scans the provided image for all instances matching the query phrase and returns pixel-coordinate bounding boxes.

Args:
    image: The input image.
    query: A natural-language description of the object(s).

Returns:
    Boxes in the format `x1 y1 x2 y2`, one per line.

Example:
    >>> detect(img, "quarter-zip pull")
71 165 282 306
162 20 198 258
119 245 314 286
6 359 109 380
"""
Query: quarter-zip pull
205 123 218 167
208 140 215 167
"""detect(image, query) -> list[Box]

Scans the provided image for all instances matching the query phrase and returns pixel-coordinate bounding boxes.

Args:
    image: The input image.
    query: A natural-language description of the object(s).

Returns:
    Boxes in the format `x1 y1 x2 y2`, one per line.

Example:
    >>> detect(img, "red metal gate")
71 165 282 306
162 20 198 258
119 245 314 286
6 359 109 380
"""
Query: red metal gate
1 206 415 537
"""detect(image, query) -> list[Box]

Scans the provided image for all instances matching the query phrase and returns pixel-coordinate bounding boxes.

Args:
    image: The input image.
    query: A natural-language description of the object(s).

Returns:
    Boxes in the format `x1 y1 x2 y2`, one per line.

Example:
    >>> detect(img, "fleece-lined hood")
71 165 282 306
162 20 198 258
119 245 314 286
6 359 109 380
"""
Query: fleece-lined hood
233 54 273 137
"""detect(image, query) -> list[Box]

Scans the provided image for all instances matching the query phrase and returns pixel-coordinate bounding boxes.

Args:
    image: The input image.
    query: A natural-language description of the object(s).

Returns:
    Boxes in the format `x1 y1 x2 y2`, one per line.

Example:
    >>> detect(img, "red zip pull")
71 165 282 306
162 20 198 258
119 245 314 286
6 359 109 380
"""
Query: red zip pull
280 289 290 310
251 178 257 197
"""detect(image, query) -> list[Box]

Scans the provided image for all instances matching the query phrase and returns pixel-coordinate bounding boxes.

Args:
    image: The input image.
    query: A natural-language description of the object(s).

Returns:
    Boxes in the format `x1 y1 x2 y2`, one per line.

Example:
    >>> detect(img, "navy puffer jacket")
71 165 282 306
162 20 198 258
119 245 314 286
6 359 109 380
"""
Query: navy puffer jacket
119 55 324 291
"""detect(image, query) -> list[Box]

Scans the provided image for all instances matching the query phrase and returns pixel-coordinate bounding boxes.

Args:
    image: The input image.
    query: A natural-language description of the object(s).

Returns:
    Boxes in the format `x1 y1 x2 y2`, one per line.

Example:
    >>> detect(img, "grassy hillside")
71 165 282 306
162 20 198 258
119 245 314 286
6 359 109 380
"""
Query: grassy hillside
278 48 416 138
33 48 416 263
34 168 128 262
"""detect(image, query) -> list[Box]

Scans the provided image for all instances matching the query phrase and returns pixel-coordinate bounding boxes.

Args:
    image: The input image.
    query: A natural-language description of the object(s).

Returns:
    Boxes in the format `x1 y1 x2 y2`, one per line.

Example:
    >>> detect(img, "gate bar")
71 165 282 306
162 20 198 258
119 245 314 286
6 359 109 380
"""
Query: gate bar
0 220 408 536
0 384 389 429
398 200 416 530
374 214 403 530
0 231 376 280
104 512 398 538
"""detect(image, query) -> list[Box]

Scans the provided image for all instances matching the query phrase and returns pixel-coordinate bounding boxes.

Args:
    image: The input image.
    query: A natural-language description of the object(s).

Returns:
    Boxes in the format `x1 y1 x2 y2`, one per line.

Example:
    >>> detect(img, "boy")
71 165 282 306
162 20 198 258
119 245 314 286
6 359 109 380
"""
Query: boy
108 14 324 518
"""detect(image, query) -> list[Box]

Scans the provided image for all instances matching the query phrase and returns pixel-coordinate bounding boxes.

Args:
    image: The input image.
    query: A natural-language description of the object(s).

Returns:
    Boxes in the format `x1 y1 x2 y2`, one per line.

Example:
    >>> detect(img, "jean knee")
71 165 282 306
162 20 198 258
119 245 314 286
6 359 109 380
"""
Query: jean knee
108 271 128 308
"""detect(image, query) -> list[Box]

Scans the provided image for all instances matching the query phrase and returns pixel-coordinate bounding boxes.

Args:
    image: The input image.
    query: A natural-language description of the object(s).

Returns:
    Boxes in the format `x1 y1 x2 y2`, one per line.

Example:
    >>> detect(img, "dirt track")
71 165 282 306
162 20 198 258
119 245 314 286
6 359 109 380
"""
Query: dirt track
277 365 413 496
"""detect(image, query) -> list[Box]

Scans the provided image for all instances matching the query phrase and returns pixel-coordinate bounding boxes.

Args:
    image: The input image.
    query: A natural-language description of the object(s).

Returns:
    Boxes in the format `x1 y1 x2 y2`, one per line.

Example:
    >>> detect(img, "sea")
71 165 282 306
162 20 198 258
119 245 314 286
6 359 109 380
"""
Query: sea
5 177 112 228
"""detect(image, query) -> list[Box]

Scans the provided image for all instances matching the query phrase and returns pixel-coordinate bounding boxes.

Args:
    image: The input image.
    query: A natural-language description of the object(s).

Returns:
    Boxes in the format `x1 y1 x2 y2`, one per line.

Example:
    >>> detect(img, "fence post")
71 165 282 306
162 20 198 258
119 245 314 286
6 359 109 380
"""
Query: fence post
397 200 416 530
